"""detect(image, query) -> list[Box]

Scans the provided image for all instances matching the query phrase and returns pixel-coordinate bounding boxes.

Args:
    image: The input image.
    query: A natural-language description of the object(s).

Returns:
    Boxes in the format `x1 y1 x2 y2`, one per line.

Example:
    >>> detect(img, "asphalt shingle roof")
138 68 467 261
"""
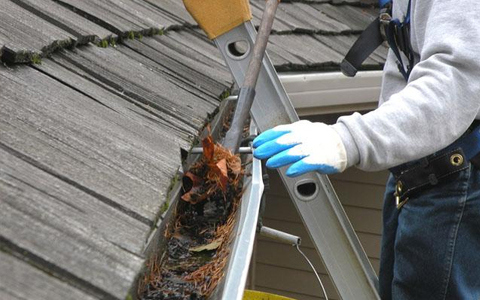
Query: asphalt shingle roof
0 0 385 299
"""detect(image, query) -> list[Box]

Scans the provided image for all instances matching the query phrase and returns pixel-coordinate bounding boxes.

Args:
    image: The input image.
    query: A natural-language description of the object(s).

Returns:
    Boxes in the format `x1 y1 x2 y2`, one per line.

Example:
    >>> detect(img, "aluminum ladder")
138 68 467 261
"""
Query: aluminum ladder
214 21 381 300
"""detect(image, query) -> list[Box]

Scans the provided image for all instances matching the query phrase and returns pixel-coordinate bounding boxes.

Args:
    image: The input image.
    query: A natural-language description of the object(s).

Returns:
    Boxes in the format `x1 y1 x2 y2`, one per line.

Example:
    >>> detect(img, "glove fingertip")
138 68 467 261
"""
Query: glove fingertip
286 160 314 177
253 142 282 159
265 159 277 169
252 136 265 148
266 151 306 169
252 129 289 148
252 146 270 159
266 157 285 169
285 167 304 177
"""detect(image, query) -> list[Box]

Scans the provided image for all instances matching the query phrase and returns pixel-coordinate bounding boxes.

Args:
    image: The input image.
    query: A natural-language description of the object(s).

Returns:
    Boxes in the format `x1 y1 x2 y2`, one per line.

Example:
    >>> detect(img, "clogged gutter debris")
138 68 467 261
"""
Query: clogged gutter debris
139 133 245 300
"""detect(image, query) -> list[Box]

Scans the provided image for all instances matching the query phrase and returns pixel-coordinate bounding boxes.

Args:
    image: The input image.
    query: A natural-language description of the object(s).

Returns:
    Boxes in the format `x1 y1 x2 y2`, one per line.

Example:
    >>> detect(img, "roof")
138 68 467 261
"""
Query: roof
0 0 385 299
0 0 386 70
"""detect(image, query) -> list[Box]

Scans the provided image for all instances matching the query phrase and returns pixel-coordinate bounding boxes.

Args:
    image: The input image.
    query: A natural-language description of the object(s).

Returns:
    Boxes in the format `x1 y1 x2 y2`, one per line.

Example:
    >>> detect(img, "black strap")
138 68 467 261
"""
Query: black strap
340 17 384 77
392 148 469 201
342 0 414 81
385 0 413 81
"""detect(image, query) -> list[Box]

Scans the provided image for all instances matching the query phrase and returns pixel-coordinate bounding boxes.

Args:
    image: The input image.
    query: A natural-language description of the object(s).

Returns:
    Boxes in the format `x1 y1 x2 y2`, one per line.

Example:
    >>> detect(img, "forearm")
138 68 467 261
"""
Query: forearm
332 0 480 172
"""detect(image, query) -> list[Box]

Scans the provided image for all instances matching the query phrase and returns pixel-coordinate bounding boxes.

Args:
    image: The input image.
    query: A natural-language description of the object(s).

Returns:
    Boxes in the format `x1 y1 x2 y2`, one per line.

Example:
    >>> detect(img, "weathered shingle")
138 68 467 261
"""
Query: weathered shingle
54 0 178 33
1 61 173 223
270 34 345 67
124 34 231 98
0 251 98 300
282 2 352 33
144 0 196 26
67 46 218 128
332 0 377 5
252 0 352 33
250 1 293 32
266 41 307 68
0 38 230 297
0 0 385 70
251 0 384 71
166 30 227 69
0 142 145 299
0 0 74 63
312 3 377 31
10 0 114 43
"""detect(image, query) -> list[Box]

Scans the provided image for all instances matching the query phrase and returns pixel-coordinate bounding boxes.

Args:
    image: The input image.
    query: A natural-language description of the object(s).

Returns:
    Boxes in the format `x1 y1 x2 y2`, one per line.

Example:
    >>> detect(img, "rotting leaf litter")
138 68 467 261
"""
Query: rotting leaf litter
139 133 245 300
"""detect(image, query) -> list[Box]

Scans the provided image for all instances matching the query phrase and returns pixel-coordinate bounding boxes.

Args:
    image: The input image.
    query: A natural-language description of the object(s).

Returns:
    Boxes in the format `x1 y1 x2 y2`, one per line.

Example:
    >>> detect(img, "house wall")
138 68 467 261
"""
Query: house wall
248 166 389 300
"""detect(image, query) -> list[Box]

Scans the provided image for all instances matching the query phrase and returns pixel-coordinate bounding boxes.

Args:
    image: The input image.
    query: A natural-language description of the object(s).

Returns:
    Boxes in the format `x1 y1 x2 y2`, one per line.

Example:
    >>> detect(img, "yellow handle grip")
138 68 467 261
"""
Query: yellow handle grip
182 0 252 39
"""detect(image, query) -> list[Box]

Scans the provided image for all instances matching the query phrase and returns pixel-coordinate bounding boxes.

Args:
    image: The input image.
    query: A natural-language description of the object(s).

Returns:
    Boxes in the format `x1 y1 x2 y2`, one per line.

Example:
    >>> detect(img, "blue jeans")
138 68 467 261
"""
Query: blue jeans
379 163 480 299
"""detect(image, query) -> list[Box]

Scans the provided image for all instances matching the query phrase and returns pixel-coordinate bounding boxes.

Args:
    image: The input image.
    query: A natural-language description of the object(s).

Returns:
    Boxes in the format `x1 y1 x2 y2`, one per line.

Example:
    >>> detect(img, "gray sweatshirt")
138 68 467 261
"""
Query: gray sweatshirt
332 0 480 171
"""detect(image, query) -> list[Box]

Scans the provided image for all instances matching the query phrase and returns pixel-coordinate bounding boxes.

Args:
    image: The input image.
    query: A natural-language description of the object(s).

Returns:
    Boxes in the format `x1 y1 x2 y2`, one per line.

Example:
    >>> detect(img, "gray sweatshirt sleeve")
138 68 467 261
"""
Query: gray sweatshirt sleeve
332 0 480 172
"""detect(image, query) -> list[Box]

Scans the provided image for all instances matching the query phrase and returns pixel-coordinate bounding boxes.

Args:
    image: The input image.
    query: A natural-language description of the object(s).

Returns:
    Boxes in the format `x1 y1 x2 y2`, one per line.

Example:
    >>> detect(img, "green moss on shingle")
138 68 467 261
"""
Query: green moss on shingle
57 39 74 49
109 37 117 47
30 53 42 65
166 172 180 200
219 89 231 100
156 28 165 36
160 200 170 214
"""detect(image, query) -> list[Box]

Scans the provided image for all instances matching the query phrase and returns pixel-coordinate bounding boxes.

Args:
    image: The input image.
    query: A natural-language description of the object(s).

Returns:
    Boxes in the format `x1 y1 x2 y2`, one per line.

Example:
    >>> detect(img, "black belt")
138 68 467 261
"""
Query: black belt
390 120 480 209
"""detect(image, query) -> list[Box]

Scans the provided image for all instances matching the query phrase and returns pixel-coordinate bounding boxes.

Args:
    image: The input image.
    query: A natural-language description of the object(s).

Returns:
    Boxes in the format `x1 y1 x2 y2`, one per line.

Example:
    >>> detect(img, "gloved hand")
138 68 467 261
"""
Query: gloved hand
253 120 348 177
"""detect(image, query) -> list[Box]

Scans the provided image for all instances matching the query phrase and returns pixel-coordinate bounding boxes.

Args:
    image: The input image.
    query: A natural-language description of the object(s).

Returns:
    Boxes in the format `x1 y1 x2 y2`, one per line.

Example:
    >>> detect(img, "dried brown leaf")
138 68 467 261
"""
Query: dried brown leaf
181 172 208 204
229 156 242 176
214 158 228 192
182 171 202 191
189 239 222 252
202 135 215 163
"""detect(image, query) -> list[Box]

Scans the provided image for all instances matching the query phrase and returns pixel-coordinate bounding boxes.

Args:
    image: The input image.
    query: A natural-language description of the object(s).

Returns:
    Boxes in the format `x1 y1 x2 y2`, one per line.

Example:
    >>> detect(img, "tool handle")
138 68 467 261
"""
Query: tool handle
223 0 280 153
243 0 280 89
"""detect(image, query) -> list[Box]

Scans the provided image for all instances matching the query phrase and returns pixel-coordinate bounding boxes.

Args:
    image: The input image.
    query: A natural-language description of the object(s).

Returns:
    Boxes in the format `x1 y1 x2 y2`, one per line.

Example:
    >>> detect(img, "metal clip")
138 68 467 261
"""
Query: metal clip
379 8 392 41
396 197 409 210
394 180 408 209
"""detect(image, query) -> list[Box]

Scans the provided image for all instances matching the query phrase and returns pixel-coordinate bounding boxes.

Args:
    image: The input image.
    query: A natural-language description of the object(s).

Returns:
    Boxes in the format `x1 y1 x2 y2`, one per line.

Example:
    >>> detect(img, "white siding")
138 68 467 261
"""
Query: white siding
249 167 389 299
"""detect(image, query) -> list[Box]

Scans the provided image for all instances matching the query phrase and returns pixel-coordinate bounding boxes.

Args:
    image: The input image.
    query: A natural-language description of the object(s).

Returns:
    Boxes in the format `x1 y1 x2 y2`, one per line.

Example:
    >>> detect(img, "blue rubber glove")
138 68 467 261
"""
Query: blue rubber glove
253 120 347 177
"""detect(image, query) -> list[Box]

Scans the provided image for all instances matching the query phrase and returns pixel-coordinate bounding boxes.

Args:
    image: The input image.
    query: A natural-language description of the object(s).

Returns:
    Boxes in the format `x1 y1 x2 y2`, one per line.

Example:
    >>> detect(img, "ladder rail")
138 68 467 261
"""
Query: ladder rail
215 22 380 300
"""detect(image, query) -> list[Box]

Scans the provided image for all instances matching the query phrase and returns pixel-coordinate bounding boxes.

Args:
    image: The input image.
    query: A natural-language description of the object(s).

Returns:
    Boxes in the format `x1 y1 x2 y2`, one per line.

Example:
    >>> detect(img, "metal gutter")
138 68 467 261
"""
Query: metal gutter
279 71 383 116
214 152 264 300
139 98 257 300
145 95 263 300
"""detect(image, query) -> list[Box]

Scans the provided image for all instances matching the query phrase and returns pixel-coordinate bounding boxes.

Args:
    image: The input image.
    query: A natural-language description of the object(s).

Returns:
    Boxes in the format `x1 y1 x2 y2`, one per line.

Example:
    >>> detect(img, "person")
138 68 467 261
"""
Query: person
253 0 480 299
